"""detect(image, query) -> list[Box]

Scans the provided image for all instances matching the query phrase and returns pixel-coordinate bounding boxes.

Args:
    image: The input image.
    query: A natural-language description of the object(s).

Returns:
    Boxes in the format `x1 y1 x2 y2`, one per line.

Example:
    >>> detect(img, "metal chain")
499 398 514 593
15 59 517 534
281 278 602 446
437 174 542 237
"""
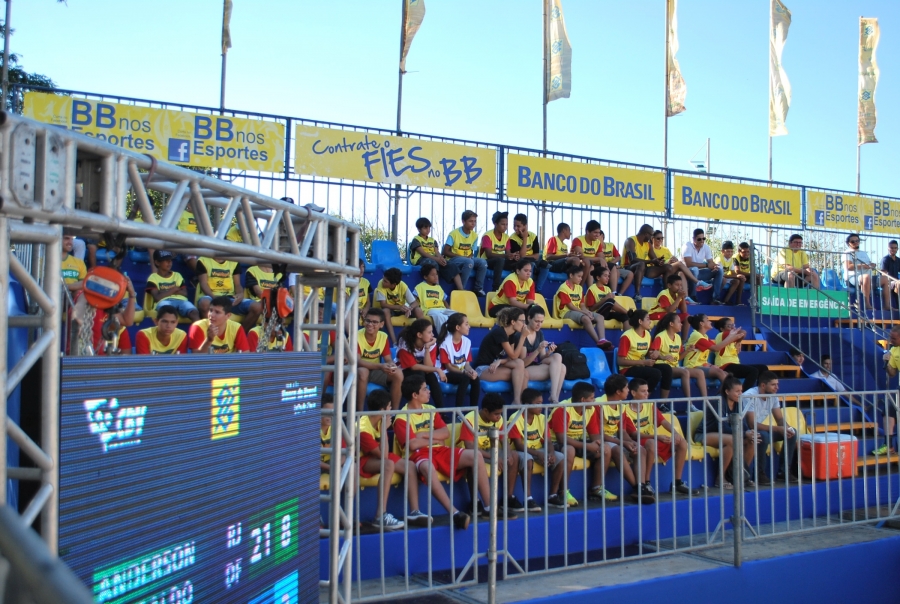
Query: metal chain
76 306 96 357
257 298 279 353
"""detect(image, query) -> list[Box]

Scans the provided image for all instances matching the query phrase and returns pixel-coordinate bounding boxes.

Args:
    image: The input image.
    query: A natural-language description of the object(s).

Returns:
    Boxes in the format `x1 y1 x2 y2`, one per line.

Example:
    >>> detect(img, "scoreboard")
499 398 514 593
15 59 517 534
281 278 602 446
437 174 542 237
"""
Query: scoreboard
59 354 321 603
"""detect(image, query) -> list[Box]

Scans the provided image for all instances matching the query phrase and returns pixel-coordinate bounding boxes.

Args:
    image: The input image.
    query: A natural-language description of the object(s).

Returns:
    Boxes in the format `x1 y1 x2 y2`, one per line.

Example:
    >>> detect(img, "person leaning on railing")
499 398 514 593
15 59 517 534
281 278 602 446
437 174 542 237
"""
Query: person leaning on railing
770 233 820 290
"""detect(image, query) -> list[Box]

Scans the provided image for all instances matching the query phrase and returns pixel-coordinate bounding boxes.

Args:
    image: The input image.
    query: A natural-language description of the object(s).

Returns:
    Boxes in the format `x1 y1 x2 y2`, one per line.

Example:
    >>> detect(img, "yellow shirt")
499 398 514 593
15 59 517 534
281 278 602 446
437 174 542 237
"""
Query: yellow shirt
684 331 713 368
515 412 549 450
551 404 598 442
61 254 87 285
653 245 673 263
601 401 624 437
245 266 281 301
624 403 658 436
649 289 678 316
410 234 438 265
446 228 478 258
414 281 447 311
147 271 188 302
358 415 384 457
461 410 505 451
629 235 650 261
137 326 186 354
716 255 737 277
321 424 333 463
357 329 388 363
198 258 237 296
374 280 412 308
553 280 583 318
490 273 534 309
573 235 600 258
772 248 809 278
601 242 617 263
393 404 439 456
543 236 568 260
889 347 900 372
479 230 509 259
653 330 682 367
619 329 651 368
714 331 740 367
510 230 538 256
191 319 245 353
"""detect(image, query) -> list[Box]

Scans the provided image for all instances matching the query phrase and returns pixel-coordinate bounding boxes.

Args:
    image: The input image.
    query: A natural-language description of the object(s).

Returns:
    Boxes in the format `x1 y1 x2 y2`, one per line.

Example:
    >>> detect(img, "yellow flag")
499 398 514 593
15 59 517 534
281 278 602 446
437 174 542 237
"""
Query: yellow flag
222 0 233 55
769 0 792 137
546 0 573 102
400 0 426 73
858 18 880 145
666 0 686 116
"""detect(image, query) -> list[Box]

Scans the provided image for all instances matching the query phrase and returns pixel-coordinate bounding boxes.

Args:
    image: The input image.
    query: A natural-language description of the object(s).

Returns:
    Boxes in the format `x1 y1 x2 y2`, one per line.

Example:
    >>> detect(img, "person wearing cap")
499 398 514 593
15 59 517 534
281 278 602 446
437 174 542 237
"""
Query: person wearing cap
716 241 747 305
844 233 888 311
443 210 488 297
145 250 200 322
480 211 513 293
771 234 820 289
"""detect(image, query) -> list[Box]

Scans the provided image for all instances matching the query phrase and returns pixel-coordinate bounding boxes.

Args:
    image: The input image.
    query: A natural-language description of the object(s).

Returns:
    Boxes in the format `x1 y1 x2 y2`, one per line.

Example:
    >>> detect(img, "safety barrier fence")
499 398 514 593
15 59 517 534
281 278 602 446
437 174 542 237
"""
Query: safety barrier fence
325 390 900 602
14 85 900 268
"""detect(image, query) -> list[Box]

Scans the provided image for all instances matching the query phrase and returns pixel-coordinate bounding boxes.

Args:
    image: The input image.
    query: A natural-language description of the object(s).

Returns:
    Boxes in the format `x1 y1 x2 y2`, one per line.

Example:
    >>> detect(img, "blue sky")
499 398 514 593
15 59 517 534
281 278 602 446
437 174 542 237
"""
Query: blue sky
12 0 900 198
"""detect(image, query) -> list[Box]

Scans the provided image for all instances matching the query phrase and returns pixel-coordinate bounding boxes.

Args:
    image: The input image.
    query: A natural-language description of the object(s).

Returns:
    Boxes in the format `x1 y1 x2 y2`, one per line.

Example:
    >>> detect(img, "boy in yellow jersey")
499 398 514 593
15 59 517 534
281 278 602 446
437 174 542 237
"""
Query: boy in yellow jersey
460 393 526 514
374 267 424 345
146 250 200 321
414 264 456 333
509 213 549 292
715 241 747 305
622 224 670 306
135 306 188 354
598 375 645 503
357 307 403 410
545 222 581 275
652 230 698 302
443 210 488 296
394 374 493 530
736 242 762 286
649 274 690 341
196 256 262 330
409 217 464 291
248 324 293 352
598 229 634 297
245 263 281 301
320 395 342 473
487 259 535 317
512 389 577 508
61 235 87 293
480 211 513 292
188 296 251 353
553 263 613 350
550 381 618 502
570 220 607 288
879 325 900 455
623 378 698 497
584 266 630 324
772 233 820 289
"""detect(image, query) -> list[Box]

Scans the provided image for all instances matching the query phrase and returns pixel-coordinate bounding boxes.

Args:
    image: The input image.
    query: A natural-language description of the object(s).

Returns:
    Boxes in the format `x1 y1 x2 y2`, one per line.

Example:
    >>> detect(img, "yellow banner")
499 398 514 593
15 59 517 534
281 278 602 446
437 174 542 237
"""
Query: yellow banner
294 124 496 193
23 92 284 172
506 154 665 212
673 175 801 226
808 191 900 234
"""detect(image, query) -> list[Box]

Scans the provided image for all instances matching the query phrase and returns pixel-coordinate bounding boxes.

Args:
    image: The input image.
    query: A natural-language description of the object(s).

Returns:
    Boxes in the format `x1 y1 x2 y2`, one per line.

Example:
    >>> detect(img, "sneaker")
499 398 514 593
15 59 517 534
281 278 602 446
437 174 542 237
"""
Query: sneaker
873 443 891 456
597 339 614 351
474 289 486 297
506 495 526 512
685 296 699 305
564 490 579 507
696 281 712 291
588 487 617 502
634 295 643 307
526 497 542 513
715 479 734 490
638 483 656 504
673 479 700 496
378 512 404 531
407 509 432 527
756 473 772 486
547 493 567 508
477 501 489 519
453 511 471 530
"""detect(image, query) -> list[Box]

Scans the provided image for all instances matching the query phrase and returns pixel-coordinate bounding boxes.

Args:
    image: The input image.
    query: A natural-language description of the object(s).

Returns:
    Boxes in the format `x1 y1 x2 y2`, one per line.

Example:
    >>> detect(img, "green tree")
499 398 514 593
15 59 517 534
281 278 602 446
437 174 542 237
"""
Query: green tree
1 19 59 111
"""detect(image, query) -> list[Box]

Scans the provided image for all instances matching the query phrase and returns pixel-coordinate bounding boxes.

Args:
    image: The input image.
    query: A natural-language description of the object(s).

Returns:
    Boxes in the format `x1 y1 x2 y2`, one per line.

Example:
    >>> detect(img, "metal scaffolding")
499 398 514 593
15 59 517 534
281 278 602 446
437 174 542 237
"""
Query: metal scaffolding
0 112 359 602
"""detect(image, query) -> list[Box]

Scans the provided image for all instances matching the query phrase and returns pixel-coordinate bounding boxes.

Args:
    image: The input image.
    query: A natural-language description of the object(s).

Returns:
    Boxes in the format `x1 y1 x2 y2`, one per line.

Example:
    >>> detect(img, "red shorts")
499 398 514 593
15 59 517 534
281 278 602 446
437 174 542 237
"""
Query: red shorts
639 435 672 462
359 452 401 478
410 445 467 483
649 311 688 322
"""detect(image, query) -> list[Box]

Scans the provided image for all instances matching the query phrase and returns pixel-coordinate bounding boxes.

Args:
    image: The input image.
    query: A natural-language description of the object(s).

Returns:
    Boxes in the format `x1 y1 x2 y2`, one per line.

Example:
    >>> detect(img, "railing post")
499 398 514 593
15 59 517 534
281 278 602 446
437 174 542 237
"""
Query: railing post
487 427 499 604
730 412 744 568
750 239 758 332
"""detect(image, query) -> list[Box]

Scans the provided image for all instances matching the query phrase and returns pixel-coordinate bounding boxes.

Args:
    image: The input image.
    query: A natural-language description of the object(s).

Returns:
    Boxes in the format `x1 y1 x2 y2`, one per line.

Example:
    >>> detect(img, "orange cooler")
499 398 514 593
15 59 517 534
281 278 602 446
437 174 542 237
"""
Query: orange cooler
799 434 858 480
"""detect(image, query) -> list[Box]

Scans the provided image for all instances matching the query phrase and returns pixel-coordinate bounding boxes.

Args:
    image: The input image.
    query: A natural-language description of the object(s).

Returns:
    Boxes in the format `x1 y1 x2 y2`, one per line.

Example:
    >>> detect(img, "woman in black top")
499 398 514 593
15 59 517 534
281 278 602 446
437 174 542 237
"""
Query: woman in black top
473 306 529 405
696 376 759 489
515 304 567 404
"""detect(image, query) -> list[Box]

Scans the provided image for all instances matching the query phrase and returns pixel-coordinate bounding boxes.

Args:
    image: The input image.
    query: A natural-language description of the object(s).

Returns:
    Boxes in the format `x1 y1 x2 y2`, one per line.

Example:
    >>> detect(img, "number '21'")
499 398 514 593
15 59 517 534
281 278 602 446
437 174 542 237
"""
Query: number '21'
250 523 270 564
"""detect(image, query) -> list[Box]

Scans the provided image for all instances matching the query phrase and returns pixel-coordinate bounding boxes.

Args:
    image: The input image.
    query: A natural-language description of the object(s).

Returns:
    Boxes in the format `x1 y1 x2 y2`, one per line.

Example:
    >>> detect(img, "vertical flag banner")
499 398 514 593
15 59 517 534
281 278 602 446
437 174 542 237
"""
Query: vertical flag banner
858 17 880 145
399 0 426 73
547 0 573 102
666 0 686 116
769 0 792 136
222 0 233 55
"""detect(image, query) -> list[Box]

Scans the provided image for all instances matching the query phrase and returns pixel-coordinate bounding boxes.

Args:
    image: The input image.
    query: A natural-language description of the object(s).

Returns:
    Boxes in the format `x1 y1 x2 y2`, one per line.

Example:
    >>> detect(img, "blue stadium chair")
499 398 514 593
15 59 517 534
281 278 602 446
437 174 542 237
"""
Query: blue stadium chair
485 269 512 283
822 268 844 291
440 382 471 396
527 380 551 391
761 264 771 286
359 241 376 274
481 380 512 394
548 271 567 283
371 240 412 275
582 348 612 389
128 249 150 264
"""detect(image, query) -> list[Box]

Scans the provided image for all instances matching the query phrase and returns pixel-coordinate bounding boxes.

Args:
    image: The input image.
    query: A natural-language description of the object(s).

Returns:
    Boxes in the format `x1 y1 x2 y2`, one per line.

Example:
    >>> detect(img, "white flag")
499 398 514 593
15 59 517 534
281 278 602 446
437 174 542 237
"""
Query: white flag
221 0 233 55
769 0 792 137
666 0 686 116
858 18 880 145
546 0 572 102
399 0 426 73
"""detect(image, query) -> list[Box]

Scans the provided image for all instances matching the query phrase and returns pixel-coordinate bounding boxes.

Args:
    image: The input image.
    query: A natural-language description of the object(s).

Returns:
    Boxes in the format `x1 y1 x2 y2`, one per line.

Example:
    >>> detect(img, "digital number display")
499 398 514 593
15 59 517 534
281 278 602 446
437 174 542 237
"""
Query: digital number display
59 354 321 603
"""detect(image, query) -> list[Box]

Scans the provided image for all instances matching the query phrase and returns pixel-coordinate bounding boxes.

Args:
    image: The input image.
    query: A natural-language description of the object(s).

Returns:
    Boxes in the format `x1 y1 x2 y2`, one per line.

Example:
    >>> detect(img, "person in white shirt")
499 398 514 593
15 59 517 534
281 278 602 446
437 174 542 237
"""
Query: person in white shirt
843 234 890 311
681 228 724 303
743 371 799 483
809 355 845 392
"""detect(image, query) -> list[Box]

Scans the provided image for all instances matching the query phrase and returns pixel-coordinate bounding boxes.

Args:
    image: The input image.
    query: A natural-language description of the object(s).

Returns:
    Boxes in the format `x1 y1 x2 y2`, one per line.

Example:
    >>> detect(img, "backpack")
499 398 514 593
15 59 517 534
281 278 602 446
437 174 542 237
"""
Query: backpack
556 342 590 380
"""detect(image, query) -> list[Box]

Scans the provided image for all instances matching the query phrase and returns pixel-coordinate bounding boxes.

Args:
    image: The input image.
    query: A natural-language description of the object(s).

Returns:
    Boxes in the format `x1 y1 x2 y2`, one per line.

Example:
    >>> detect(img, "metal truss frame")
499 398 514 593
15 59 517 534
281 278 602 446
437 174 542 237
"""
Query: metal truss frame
0 112 359 603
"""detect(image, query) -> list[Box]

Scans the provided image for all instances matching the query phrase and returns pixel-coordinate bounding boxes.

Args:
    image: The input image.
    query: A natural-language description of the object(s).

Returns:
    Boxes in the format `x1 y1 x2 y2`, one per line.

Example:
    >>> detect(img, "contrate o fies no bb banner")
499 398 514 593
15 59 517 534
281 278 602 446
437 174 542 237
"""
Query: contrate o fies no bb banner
23 92 285 173
294 125 497 193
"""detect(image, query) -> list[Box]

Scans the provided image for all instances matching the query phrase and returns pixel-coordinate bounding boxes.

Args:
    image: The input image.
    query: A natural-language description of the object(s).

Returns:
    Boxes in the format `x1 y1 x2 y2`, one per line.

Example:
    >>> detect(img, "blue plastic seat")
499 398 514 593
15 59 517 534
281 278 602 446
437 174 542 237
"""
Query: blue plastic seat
762 264 771 286
582 348 612 389
485 269 512 282
481 380 512 394
527 380 551 391
439 382 471 395
359 241 377 274
548 272 567 283
128 249 150 263
371 240 412 275
822 268 844 291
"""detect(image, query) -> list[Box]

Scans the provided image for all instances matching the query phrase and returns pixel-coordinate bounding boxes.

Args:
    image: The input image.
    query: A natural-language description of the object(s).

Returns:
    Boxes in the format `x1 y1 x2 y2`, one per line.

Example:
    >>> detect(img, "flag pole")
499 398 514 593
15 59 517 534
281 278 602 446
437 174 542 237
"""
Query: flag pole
664 0 669 169
219 0 229 113
767 0 772 182
392 0 407 243
219 54 227 113
856 144 861 194
1 0 11 109
542 0 549 153
856 15 862 194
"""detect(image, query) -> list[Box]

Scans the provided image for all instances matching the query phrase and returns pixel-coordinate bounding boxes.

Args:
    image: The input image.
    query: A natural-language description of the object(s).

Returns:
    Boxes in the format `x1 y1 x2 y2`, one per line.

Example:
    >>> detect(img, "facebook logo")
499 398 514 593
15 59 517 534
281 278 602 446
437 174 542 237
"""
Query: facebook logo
814 210 825 226
168 138 191 162
864 215 874 231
